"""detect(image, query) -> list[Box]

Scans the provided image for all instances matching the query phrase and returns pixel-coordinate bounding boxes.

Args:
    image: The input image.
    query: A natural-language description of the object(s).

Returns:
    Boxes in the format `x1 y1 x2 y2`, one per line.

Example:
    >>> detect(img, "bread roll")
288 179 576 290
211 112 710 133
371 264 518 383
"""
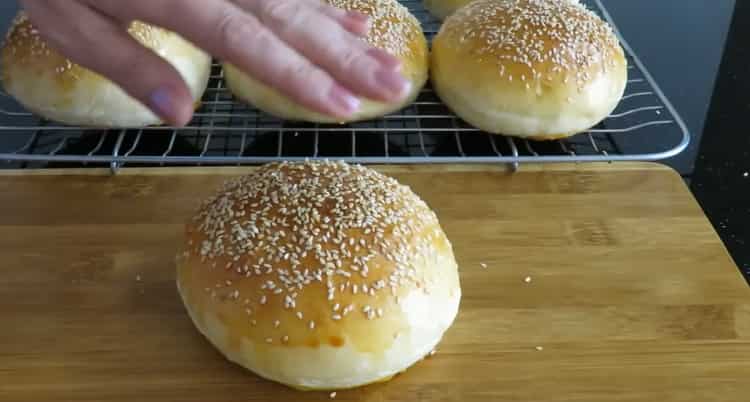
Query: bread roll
425 0 580 20
431 0 627 140
423 0 474 20
176 161 461 390
0 12 211 127
224 0 429 123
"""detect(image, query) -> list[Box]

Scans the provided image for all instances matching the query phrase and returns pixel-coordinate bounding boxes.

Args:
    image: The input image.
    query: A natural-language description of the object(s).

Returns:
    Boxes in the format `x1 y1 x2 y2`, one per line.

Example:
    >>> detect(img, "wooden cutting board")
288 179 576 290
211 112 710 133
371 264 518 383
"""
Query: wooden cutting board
0 163 748 402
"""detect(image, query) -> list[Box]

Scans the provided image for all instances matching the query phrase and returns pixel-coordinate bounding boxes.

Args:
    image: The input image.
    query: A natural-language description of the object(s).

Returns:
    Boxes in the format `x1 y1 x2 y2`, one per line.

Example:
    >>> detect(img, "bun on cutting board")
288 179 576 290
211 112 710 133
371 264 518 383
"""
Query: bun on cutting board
0 12 211 128
430 0 627 140
176 161 461 390
224 0 428 123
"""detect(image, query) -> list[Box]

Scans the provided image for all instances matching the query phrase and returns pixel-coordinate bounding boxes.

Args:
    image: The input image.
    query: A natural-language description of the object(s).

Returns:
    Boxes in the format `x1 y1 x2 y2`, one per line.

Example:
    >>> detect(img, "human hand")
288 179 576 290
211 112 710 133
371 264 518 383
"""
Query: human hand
19 0 410 126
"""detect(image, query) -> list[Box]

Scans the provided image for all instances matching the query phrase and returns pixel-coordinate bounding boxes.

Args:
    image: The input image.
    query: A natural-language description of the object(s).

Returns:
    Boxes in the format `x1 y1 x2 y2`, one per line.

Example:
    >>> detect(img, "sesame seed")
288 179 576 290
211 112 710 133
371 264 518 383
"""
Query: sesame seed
274 320 281 328
480 263 488 269
309 320 316 330
266 338 273 344
524 276 533 283
330 392 337 399
135 275 142 282
535 346 544 351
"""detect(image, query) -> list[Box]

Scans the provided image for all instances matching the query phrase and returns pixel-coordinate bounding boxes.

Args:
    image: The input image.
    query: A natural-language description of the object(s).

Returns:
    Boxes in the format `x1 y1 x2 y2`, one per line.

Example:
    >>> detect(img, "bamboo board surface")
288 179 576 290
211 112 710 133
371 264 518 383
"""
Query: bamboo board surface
0 163 748 402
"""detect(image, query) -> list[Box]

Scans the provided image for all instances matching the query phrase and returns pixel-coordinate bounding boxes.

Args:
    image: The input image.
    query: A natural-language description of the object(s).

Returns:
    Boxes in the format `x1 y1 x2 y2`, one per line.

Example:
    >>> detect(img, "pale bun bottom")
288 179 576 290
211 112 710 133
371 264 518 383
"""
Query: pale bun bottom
223 63 427 124
3 49 211 128
176 255 461 391
432 70 627 140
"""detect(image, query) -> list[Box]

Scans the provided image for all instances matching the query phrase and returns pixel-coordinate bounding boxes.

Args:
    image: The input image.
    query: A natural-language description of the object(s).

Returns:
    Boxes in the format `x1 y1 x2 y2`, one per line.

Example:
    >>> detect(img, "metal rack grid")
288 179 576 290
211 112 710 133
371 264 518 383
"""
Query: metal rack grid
0 0 689 173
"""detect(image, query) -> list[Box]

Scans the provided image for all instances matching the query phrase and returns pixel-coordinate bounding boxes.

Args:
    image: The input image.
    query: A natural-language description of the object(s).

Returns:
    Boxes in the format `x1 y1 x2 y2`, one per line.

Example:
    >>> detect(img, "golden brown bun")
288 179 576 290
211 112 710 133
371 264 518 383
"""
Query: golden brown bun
0 12 211 127
431 0 628 140
424 0 580 20
176 161 461 390
423 0 474 20
224 0 429 123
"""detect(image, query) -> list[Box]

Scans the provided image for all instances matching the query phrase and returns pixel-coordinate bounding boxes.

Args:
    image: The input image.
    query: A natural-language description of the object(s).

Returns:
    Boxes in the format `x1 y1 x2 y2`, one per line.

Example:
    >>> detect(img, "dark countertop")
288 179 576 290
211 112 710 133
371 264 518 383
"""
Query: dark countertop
0 1 747 280
691 1 750 281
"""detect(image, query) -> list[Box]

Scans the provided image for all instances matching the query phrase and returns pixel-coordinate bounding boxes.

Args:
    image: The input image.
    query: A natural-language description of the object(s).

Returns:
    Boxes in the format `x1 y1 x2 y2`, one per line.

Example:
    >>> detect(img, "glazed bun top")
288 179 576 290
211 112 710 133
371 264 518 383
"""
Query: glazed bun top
438 0 625 90
328 0 424 58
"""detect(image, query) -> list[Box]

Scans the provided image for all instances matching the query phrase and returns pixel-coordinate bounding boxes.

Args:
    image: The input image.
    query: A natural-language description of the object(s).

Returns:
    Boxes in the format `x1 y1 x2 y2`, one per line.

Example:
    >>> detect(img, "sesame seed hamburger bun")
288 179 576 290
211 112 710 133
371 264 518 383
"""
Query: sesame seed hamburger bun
431 0 627 140
223 0 429 123
0 12 211 128
176 161 461 390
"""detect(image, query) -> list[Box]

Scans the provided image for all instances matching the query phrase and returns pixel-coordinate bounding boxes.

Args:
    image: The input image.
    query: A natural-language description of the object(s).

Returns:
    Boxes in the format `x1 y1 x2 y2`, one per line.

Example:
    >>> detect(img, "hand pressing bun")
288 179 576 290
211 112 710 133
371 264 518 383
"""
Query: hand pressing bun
431 0 627 140
176 161 461 390
0 13 211 128
224 0 429 124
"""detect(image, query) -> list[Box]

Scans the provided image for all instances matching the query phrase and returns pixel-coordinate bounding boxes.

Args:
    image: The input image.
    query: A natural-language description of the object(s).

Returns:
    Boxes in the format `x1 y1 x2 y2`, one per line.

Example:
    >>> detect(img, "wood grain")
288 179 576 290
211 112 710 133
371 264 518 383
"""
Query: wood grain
0 163 748 402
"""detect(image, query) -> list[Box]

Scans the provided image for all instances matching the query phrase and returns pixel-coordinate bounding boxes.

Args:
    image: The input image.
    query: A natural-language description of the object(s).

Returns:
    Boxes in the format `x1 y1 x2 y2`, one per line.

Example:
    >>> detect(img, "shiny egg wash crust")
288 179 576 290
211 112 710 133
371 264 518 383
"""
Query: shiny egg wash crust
179 161 451 351
442 0 623 91
327 0 422 57
2 12 165 82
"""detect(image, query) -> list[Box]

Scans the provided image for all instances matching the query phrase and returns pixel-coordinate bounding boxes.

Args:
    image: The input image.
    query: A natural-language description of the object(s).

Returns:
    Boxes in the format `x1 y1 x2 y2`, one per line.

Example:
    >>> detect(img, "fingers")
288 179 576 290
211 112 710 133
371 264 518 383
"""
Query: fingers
301 0 371 36
334 10 371 36
245 0 408 102
94 0 362 117
19 0 195 126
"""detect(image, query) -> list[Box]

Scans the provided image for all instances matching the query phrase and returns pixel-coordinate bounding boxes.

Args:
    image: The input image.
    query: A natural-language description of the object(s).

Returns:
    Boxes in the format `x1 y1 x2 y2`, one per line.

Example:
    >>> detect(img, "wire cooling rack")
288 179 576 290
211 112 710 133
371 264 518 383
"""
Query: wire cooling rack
0 0 689 173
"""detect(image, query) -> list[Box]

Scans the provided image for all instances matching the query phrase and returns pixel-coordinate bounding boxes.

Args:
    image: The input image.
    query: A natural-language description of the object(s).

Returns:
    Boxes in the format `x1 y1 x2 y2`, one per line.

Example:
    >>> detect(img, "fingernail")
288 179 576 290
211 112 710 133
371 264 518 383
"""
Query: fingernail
347 10 370 25
375 69 410 98
329 85 360 115
367 48 402 71
342 11 371 36
149 87 179 123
